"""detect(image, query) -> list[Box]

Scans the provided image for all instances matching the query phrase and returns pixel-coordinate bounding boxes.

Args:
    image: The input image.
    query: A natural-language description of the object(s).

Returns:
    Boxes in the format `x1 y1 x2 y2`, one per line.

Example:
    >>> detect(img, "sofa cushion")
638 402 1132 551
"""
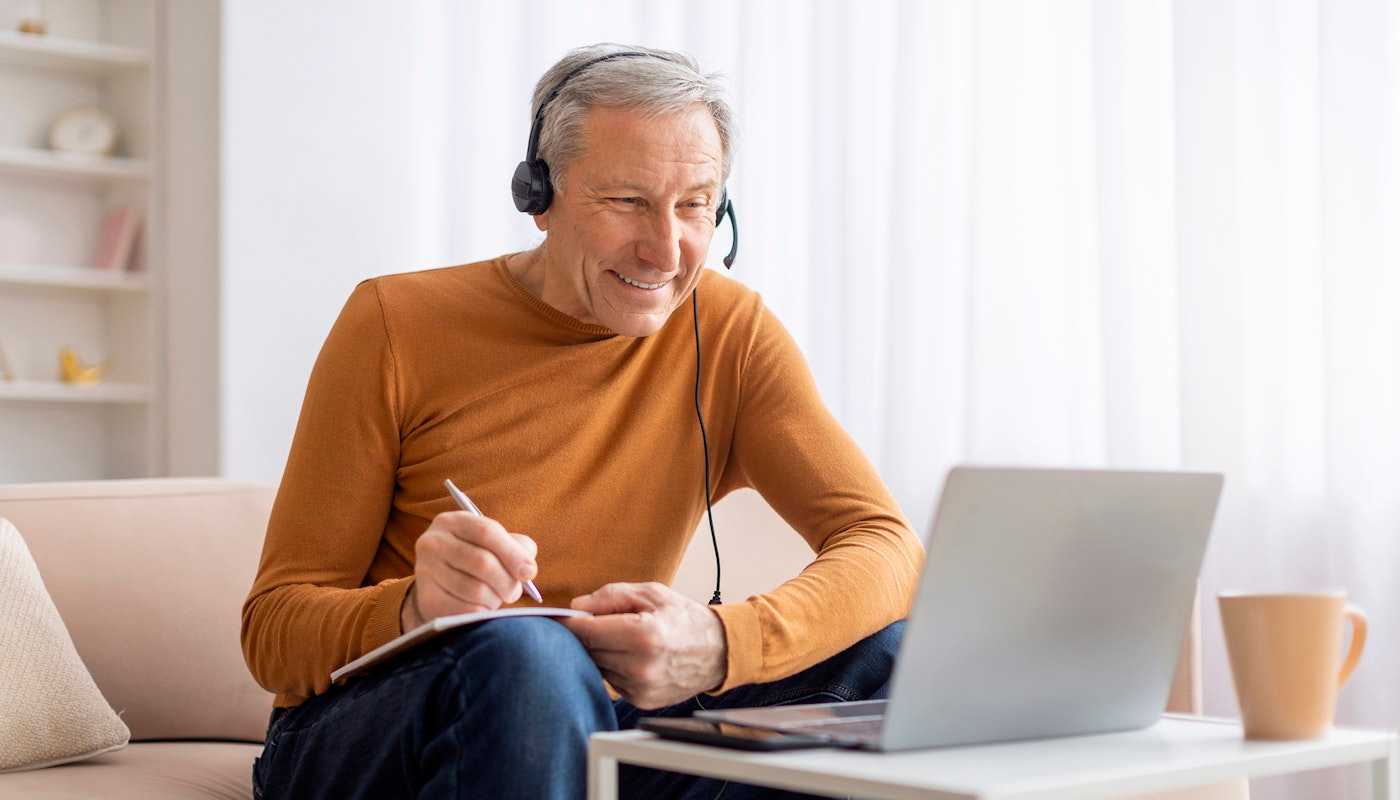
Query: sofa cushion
0 518 130 772
0 741 259 799
0 479 276 743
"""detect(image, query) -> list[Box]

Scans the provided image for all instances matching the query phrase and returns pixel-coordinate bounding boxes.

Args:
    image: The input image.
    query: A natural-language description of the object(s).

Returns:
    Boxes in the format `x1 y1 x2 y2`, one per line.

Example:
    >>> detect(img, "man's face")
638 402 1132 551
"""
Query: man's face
535 103 724 337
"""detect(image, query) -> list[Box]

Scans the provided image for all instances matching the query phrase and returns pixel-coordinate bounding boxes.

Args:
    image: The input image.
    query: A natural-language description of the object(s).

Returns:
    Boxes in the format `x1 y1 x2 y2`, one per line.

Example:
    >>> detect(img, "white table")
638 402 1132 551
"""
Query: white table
588 715 1398 799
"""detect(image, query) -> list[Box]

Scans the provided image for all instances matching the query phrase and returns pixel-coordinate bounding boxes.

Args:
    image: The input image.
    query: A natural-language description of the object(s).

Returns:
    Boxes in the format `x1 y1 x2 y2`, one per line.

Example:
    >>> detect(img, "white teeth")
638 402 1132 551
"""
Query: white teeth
617 273 668 290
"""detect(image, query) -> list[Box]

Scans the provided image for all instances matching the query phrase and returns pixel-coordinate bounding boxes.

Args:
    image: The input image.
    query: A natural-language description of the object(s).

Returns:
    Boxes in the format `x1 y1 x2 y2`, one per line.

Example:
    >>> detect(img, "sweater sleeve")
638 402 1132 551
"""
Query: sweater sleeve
240 279 413 702
707 299 925 693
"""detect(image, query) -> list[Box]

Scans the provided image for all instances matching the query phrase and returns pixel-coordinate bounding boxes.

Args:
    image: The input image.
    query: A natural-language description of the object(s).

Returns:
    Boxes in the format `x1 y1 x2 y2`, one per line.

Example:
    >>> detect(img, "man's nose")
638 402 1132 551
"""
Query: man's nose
635 209 682 273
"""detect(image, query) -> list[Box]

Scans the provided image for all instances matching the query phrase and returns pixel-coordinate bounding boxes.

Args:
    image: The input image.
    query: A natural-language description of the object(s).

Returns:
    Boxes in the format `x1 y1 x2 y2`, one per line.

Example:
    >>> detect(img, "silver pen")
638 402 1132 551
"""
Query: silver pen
443 478 543 603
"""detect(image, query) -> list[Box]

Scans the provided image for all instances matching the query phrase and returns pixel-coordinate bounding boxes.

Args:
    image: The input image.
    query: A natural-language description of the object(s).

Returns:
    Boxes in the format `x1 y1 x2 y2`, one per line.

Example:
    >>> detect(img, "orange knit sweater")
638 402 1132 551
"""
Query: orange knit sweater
240 256 924 709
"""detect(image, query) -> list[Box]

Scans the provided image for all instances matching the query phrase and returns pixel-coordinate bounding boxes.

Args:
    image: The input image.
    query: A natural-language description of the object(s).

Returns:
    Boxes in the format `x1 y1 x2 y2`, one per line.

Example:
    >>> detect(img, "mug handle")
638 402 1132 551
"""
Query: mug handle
1338 604 1368 688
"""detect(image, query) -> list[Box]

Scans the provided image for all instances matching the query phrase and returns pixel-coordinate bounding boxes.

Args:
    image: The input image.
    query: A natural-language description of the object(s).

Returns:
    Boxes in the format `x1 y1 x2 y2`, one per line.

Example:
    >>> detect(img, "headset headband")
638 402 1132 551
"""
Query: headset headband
525 51 660 163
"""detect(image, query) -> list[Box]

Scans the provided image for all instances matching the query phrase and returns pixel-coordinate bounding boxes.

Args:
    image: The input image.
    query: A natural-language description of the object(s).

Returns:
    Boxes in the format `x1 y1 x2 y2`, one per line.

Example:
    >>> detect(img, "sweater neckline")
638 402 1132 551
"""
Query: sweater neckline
493 255 619 339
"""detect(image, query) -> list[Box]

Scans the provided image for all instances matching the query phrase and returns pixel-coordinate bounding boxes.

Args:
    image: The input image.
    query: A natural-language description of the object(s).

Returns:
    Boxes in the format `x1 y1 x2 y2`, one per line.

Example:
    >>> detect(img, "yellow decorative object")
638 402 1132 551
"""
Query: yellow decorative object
59 347 106 385
17 0 47 35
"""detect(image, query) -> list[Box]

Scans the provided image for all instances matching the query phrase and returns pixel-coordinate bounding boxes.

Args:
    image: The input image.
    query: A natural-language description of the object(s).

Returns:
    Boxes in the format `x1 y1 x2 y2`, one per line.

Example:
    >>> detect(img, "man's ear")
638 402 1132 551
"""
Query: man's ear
533 211 549 232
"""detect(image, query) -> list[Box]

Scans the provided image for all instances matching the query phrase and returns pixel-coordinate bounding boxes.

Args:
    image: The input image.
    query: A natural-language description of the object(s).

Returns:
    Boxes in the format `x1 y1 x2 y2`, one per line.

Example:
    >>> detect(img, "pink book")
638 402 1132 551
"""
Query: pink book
93 207 143 271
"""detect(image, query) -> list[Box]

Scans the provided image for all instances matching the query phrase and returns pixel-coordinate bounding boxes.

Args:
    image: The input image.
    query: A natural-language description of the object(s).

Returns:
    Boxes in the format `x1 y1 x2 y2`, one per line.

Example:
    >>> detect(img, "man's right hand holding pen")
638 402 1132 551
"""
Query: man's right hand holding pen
400 509 539 631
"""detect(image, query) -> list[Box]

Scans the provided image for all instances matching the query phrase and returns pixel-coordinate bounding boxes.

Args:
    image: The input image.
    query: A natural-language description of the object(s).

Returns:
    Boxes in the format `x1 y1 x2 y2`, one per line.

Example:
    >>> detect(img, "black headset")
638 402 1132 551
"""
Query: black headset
512 50 734 604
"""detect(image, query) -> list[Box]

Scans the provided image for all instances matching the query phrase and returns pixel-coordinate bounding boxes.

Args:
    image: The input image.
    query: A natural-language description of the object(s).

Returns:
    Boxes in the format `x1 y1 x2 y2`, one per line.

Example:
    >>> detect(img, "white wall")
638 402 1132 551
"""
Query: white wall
163 0 221 476
220 0 450 481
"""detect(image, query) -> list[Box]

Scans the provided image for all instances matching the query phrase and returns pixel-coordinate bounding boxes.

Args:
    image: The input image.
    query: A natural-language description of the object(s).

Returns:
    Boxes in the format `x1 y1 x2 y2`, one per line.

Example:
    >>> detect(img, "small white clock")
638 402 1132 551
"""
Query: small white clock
48 107 118 157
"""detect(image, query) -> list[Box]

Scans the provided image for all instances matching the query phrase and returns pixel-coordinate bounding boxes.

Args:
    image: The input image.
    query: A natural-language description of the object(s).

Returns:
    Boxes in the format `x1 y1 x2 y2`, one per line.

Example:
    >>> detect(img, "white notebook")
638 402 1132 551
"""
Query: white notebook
330 607 592 683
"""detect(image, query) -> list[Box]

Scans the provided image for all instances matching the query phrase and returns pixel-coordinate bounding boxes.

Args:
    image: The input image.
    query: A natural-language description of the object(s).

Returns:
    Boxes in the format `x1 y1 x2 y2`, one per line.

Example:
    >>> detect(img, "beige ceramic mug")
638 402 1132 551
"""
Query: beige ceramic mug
1218 592 1367 740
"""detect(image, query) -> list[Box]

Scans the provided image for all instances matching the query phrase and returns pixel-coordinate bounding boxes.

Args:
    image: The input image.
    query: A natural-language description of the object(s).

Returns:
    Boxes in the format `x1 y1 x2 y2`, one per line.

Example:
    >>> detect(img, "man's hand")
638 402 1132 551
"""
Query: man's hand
561 582 728 709
400 511 538 631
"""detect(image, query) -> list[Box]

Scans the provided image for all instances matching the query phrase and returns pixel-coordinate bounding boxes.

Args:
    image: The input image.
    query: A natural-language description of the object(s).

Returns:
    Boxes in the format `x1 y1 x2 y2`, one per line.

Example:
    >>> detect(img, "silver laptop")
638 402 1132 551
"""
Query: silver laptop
696 466 1223 751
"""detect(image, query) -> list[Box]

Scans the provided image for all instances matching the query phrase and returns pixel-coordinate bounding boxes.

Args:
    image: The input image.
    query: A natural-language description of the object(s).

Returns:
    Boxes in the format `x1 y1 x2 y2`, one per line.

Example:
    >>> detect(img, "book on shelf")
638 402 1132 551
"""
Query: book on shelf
93 206 143 271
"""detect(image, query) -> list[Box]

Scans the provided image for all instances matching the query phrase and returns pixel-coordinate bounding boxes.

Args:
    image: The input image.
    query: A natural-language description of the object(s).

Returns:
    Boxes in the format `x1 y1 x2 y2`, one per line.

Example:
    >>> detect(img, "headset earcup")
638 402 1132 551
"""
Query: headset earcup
511 160 553 214
716 187 729 227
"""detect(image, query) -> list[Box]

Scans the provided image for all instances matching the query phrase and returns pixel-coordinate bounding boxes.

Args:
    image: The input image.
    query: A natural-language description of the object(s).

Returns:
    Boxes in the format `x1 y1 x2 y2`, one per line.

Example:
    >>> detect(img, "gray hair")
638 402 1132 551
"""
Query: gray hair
530 43 735 192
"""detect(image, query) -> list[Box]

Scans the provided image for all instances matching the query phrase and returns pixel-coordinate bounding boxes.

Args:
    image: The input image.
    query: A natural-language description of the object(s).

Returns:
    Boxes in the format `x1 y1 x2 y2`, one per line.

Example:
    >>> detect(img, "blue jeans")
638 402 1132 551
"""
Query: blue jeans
252 617 904 799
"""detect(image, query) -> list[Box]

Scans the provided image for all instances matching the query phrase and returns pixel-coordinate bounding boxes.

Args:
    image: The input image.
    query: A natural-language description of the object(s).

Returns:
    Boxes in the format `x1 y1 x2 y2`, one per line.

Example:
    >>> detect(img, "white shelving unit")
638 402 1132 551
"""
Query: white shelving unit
0 0 164 482
0 263 148 292
0 29 150 73
0 144 150 180
0 379 150 404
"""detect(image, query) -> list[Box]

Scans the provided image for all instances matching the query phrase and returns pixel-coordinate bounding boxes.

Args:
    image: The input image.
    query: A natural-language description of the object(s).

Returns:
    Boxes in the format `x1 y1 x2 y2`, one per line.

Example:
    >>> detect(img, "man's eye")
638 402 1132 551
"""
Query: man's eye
609 197 642 205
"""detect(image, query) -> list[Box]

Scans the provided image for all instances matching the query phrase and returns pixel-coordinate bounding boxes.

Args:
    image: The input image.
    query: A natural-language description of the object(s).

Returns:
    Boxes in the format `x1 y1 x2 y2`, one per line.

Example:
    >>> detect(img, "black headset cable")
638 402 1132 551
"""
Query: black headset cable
692 288 722 606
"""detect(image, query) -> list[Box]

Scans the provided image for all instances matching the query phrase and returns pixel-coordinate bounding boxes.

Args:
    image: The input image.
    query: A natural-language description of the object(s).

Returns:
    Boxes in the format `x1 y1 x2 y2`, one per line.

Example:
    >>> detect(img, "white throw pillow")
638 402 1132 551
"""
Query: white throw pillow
0 517 129 772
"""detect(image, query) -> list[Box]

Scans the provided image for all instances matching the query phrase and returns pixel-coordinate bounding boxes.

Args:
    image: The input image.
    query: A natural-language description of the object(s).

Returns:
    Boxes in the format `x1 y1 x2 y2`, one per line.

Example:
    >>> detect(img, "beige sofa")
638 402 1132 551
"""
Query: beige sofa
0 479 275 799
0 479 1245 799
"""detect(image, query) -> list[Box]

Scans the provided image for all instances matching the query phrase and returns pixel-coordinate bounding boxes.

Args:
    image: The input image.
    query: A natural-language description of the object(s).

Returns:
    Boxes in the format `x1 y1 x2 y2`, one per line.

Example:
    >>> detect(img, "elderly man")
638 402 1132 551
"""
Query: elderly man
242 44 924 799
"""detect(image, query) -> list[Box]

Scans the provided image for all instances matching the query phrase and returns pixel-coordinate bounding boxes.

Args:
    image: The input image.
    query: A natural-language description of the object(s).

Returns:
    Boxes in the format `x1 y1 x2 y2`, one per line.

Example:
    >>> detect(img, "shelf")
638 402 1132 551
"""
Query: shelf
0 264 148 293
0 147 149 182
0 380 150 405
0 3 166 483
0 31 149 76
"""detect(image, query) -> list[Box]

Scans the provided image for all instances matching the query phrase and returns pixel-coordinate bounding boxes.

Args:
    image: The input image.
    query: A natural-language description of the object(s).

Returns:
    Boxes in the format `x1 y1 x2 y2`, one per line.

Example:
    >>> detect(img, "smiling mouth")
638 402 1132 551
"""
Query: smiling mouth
612 271 670 291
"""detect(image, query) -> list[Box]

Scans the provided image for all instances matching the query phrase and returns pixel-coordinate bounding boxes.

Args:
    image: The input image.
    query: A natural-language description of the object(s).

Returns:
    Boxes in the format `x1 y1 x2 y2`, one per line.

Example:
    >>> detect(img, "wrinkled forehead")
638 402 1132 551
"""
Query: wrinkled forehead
574 105 723 189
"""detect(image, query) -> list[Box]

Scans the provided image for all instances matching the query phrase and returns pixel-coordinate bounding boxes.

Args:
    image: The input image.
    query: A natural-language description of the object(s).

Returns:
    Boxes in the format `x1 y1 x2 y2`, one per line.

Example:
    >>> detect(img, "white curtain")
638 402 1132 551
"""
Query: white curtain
410 2 1400 795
